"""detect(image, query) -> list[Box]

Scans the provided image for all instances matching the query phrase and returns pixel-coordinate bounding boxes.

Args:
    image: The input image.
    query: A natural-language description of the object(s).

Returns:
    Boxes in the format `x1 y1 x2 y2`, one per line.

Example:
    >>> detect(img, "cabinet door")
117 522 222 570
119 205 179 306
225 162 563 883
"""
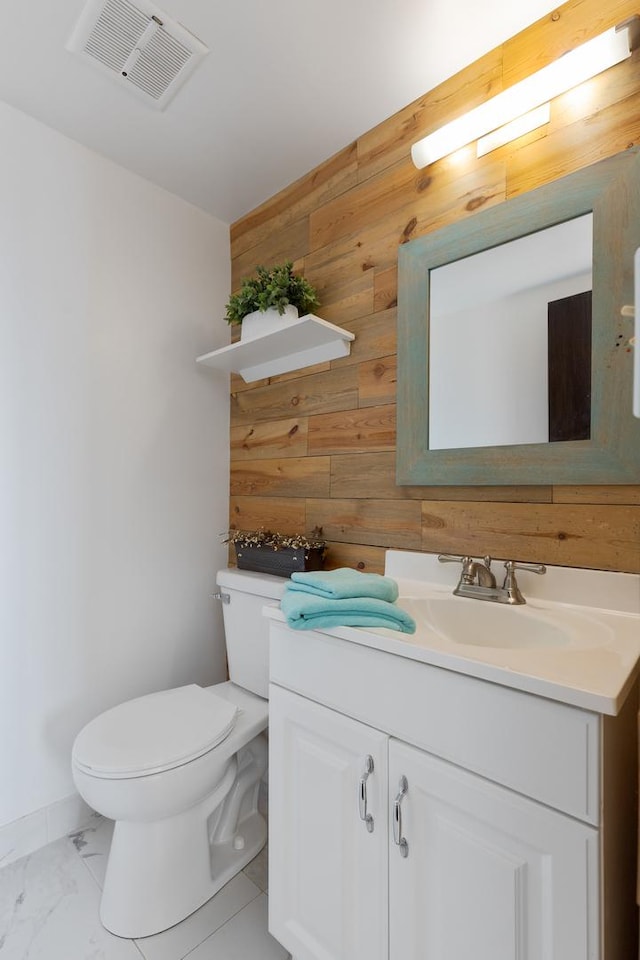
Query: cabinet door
269 685 388 960
389 738 598 960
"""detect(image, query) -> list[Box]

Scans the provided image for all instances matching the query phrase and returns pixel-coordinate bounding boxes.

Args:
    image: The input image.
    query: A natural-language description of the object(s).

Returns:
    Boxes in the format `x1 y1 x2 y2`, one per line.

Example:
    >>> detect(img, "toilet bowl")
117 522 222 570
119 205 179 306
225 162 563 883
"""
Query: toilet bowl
71 568 285 939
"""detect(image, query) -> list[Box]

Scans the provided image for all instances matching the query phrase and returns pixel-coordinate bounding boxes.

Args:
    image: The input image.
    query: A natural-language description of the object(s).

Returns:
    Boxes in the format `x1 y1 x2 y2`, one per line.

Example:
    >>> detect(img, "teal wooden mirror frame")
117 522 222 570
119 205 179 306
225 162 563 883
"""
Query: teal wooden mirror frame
397 148 640 486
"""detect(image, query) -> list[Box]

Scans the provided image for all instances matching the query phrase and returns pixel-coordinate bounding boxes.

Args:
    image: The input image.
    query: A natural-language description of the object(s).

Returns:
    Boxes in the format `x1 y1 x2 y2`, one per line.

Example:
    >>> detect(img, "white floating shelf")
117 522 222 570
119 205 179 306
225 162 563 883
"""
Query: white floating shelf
196 314 355 382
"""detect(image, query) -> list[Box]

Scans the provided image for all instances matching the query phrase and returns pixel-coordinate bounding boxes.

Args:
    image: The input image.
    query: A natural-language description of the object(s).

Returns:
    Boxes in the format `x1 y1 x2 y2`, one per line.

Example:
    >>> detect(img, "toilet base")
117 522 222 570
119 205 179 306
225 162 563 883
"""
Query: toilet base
208 809 266 898
103 810 267 939
100 734 268 939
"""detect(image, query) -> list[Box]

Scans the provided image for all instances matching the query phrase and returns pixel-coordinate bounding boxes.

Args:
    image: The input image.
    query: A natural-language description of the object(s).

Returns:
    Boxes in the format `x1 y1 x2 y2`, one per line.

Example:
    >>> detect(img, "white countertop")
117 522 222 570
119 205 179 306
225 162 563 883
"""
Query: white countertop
264 551 640 716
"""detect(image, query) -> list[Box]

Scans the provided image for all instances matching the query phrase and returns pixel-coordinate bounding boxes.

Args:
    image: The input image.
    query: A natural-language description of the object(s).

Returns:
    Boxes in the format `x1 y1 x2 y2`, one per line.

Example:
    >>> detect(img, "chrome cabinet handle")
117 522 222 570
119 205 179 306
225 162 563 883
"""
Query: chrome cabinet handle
393 776 409 857
359 755 375 833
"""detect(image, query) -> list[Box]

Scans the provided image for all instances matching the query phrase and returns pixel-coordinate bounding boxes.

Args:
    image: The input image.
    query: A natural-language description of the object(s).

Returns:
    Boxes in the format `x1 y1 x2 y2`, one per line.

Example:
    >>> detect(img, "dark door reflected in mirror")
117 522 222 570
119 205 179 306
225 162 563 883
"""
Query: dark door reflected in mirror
548 290 591 443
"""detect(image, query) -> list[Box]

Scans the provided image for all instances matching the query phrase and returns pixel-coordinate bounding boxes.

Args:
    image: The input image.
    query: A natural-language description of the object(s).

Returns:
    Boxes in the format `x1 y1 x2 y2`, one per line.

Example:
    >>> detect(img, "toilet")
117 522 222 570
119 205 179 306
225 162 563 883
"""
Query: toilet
71 568 285 939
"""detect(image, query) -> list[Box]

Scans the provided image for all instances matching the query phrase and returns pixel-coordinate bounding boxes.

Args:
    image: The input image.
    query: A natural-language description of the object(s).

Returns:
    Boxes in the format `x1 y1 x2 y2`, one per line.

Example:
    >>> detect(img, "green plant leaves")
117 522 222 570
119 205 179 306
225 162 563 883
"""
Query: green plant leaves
225 261 320 325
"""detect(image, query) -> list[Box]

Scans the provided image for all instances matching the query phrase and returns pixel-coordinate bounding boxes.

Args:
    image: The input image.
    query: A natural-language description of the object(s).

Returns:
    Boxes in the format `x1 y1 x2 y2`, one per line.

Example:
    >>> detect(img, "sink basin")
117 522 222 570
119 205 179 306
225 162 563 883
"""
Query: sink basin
400 595 571 649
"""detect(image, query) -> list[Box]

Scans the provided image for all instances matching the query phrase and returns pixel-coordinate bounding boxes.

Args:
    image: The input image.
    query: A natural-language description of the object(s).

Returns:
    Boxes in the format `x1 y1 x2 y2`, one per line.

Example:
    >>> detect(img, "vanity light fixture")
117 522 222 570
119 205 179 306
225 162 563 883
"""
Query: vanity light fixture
411 21 636 168
476 103 550 158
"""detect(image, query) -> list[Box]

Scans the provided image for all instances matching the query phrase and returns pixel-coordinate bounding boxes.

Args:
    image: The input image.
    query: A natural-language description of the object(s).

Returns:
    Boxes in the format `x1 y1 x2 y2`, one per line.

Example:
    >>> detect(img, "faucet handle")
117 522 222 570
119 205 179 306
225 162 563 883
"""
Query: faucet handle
439 554 477 586
502 560 546 604
504 560 546 576
439 555 474 576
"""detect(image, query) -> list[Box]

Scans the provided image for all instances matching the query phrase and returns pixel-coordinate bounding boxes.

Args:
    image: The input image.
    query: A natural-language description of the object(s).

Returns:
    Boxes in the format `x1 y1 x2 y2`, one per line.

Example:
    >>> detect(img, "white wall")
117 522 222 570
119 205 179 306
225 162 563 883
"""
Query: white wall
0 101 231 830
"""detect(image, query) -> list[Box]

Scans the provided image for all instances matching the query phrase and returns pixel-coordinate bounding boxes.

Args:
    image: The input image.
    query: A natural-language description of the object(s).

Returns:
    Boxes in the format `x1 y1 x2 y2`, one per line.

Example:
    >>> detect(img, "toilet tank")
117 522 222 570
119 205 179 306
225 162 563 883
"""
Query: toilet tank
216 568 286 699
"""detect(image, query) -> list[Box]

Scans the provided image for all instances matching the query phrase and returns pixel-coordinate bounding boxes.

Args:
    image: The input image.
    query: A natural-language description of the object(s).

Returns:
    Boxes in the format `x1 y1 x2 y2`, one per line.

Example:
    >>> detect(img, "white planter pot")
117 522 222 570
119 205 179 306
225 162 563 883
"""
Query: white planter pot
240 304 299 342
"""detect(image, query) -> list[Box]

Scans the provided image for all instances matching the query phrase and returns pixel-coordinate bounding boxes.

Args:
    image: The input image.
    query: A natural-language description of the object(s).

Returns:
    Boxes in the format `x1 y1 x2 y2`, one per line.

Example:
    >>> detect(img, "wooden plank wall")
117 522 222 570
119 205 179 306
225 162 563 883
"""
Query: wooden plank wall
229 0 640 575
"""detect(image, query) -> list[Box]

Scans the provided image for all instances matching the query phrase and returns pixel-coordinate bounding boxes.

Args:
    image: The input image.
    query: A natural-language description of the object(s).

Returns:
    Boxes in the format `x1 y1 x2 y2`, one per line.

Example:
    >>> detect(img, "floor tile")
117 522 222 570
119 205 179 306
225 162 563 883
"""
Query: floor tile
68 815 115 890
242 844 268 894
134 873 260 960
46 794 94 843
186 895 288 960
0 810 48 871
0 837 142 959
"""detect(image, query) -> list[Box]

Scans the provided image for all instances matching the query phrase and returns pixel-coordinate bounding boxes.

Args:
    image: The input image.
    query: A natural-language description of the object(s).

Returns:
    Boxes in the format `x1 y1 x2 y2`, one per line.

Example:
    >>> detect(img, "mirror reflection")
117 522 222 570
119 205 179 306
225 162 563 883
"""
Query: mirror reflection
428 213 593 450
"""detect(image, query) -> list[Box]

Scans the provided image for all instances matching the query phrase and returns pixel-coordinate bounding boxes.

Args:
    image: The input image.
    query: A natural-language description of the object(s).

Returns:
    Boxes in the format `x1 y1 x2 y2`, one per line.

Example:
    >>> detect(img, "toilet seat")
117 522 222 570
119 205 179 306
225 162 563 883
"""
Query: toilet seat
72 685 238 779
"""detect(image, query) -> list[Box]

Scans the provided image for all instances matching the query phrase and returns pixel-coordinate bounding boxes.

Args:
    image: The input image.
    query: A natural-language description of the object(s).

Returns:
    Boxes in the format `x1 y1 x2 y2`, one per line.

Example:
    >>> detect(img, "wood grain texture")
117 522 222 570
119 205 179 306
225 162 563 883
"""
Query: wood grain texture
356 48 504 182
230 360 332 394
304 158 506 295
547 54 640 140
506 92 640 199
231 218 309 290
231 366 358 424
231 142 358 259
307 498 422 548
310 155 429 251
421 502 640 572
267 359 332 386
330 452 426 500
314 271 374 325
358 356 397 407
229 496 307 536
230 418 309 460
230 457 330 498
331 307 397 368
374 266 398 312
553 486 640 505
330 452 553 502
230 371 269 394
227 0 640 574
502 0 639 87
308 404 396 455
322 541 387 574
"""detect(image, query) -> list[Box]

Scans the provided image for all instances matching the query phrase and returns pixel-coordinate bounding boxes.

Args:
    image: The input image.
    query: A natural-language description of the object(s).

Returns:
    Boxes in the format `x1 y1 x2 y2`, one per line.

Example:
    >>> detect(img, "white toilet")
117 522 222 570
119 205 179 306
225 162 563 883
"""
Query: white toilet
71 568 285 939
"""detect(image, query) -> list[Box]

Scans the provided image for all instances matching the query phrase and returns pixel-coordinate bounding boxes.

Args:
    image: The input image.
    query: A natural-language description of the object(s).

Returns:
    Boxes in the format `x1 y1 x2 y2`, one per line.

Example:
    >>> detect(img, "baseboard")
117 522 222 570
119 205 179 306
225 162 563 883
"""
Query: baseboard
0 793 94 870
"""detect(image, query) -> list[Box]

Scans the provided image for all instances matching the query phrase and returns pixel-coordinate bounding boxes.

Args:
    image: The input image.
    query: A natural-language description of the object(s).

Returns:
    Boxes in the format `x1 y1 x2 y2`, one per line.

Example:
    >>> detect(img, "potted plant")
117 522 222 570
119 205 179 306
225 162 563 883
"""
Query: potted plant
225 262 320 341
224 529 327 578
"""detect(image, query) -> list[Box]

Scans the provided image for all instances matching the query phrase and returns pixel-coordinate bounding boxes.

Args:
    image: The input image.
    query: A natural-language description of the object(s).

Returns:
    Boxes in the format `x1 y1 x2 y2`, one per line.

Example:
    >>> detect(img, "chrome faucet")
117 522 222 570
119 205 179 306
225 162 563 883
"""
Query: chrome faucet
465 555 496 588
438 554 546 605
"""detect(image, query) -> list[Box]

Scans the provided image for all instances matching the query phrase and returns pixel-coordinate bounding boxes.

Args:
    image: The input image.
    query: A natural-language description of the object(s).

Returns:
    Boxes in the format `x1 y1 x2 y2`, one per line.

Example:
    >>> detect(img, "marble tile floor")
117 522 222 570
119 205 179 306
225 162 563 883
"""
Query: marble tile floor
0 815 289 960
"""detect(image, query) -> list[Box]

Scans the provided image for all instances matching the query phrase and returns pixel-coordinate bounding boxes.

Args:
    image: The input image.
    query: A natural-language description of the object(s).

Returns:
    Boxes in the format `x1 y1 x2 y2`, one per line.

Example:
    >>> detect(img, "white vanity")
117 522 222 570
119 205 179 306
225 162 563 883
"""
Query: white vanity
265 551 640 960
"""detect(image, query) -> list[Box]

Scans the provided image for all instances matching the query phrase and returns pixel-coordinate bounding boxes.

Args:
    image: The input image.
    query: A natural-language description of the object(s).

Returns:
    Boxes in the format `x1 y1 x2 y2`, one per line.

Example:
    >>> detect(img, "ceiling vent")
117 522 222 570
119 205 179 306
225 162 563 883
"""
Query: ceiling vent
67 0 208 109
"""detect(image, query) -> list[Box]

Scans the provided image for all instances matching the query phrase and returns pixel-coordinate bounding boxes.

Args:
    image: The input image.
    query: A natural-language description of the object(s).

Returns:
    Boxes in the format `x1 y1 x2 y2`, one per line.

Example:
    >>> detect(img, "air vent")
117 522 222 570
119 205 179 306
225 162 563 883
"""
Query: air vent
67 0 208 109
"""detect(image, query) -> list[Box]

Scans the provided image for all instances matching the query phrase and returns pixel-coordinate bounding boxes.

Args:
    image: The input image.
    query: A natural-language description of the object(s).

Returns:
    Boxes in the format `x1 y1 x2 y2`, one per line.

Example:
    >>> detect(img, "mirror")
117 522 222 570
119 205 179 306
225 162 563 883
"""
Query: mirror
397 148 640 485
429 214 593 450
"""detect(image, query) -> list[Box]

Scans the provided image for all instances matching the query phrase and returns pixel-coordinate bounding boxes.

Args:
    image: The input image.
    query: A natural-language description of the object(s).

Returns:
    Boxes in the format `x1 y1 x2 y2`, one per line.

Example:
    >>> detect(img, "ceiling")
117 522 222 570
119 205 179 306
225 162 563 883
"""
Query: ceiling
0 0 559 224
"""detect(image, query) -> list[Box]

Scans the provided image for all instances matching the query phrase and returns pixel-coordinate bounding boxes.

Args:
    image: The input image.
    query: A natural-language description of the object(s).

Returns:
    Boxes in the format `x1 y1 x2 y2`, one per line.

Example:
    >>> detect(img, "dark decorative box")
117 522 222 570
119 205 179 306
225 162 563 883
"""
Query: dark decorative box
234 544 326 577
227 530 326 579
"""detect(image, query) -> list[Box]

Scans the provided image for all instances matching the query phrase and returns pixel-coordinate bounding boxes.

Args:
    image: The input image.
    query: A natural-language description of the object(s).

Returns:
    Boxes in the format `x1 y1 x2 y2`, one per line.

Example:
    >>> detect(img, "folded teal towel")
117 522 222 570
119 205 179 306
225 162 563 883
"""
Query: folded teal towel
280 590 416 634
288 568 399 602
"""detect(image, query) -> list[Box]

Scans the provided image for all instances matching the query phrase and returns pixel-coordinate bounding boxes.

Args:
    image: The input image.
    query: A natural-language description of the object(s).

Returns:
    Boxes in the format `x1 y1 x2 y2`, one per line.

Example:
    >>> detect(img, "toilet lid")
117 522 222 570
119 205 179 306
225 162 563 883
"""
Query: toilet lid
72 685 238 778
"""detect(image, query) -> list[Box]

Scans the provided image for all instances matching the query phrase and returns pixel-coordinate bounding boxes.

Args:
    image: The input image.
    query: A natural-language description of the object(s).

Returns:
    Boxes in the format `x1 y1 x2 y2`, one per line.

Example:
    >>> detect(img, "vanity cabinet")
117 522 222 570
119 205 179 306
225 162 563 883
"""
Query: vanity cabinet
270 686 596 960
269 687 388 960
267 620 637 960
388 738 595 960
